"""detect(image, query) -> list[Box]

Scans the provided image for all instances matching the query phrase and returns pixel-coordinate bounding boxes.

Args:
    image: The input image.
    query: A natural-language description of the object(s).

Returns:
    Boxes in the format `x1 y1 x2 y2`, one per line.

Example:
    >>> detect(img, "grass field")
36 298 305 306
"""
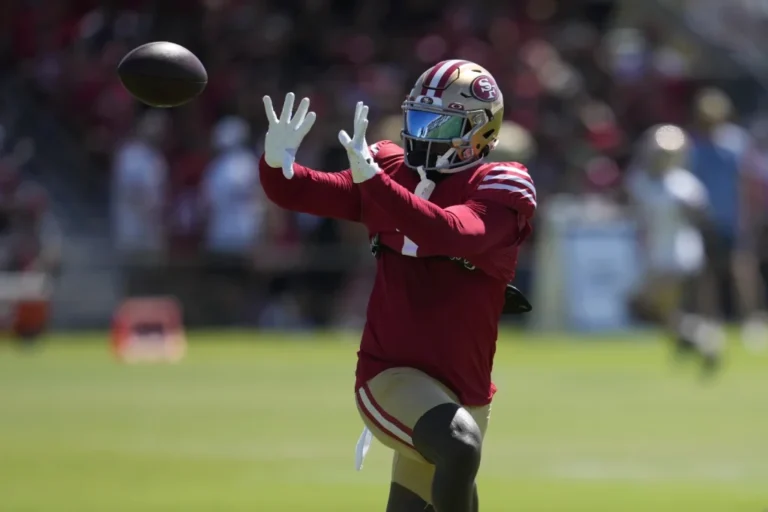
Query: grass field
1 330 767 512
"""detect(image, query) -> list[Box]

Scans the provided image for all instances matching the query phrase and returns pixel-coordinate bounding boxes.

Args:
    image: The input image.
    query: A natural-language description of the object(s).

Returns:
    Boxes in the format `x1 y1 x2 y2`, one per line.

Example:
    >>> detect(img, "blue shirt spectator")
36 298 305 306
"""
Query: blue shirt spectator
689 135 741 241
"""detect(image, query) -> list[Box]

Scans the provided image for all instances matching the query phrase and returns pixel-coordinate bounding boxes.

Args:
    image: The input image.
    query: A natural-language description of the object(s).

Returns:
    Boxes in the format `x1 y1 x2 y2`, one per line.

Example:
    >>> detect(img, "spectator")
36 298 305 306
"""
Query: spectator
740 118 768 350
689 88 767 342
2 181 60 341
7 181 61 274
200 115 261 325
111 109 169 297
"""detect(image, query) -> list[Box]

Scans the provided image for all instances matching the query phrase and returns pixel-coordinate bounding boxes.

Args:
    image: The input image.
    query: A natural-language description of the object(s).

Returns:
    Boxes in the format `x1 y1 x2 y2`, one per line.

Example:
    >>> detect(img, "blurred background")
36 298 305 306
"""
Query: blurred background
0 0 767 332
1 1 768 511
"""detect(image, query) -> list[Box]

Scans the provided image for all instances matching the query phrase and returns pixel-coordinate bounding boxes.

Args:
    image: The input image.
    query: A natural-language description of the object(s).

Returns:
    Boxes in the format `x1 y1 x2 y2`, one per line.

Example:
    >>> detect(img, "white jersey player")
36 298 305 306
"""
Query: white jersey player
627 124 722 376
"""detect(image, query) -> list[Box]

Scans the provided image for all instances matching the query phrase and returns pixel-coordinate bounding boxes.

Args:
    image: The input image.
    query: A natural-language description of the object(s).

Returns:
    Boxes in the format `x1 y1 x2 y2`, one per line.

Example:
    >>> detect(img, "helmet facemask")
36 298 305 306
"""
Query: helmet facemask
401 103 491 173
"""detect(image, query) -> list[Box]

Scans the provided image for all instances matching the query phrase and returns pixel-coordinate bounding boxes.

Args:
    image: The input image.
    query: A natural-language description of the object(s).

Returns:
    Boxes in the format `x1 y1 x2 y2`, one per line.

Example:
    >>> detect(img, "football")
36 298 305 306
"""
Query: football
118 42 207 108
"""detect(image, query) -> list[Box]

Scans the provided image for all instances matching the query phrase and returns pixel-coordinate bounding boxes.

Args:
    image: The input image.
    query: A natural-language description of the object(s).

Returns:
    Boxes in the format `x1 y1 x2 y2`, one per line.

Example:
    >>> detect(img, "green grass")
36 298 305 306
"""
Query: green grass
1 331 767 511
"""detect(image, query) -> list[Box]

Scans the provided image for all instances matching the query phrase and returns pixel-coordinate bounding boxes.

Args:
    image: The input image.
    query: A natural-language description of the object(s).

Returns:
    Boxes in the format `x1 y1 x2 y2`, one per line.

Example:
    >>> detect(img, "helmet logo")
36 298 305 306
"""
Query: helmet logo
470 75 499 102
419 96 434 105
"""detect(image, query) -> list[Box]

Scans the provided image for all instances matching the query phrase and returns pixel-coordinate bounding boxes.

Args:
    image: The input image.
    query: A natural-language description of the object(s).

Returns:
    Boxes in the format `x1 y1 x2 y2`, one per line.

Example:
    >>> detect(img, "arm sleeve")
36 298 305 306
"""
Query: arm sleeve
358 172 525 257
259 155 361 222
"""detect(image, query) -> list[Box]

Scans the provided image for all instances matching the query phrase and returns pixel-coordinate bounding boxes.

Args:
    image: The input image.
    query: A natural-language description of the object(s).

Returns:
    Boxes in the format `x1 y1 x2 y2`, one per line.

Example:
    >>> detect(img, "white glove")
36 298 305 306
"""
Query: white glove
263 92 316 179
338 101 380 183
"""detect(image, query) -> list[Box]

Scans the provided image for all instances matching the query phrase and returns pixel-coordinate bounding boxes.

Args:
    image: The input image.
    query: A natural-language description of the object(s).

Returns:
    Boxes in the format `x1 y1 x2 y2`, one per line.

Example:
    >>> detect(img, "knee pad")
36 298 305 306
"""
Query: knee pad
412 403 482 469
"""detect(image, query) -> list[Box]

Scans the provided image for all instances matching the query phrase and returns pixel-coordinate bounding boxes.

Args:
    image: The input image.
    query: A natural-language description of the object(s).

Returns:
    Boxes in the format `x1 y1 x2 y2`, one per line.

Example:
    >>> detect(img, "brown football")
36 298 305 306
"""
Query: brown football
118 42 207 108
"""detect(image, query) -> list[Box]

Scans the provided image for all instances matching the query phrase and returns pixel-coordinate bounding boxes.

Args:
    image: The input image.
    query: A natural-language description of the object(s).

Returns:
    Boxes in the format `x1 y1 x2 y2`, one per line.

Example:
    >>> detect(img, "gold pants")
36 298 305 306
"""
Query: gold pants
355 367 491 504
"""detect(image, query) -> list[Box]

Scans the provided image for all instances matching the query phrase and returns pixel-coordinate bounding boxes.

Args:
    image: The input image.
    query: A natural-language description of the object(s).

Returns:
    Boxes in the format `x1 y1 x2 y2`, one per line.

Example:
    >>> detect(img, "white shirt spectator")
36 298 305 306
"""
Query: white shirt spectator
628 167 708 275
203 117 262 255
714 121 752 158
111 139 167 255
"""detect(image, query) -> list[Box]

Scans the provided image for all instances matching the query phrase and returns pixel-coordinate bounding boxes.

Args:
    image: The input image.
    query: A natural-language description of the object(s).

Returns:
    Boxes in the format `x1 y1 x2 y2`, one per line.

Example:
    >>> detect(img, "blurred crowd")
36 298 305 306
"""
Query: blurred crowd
3 0 768 328
0 143 61 335
678 0 768 73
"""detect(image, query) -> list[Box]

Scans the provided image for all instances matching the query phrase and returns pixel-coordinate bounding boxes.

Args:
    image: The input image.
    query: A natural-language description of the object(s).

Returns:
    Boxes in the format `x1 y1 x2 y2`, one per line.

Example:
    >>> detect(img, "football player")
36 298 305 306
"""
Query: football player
260 60 536 512
626 124 722 376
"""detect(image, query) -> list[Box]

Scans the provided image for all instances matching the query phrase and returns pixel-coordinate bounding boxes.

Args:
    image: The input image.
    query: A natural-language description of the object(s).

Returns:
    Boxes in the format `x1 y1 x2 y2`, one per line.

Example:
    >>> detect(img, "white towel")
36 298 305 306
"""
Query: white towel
355 426 373 471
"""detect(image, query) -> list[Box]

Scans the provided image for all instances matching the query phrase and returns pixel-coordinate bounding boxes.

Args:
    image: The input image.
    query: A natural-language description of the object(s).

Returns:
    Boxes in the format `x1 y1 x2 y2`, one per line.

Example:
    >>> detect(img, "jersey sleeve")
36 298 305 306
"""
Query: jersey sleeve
369 140 403 170
471 162 537 243
259 156 361 221
358 174 523 258
258 140 400 222
472 163 537 218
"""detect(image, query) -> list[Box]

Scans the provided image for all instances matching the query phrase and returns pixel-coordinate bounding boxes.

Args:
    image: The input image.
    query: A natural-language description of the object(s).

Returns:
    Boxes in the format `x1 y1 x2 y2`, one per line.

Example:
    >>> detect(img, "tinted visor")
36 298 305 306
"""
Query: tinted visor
404 110 466 140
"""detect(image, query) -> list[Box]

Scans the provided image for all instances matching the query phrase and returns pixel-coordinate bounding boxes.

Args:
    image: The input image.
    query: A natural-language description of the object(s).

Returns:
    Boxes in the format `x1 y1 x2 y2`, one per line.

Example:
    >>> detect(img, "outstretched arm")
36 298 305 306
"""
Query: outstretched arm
259 158 361 221
359 173 527 257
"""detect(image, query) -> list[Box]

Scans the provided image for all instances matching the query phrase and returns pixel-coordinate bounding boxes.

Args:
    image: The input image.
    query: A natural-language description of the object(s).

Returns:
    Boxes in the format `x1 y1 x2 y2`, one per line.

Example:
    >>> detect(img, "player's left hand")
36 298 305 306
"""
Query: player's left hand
338 101 380 183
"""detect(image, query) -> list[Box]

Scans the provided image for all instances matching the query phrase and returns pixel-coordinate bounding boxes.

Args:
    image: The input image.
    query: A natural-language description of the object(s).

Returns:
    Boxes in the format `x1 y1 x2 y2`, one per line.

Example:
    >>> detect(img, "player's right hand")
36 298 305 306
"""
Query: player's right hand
263 92 316 179
338 101 380 183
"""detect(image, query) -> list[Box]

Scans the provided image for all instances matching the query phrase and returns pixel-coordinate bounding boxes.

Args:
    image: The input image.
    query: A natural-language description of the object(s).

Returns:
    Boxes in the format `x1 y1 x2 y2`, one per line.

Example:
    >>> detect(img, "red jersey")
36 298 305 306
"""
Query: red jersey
259 141 536 405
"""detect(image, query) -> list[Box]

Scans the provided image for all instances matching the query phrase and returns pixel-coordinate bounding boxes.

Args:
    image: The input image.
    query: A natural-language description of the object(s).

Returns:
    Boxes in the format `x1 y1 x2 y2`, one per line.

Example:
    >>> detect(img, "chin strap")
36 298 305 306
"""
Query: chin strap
435 148 456 168
433 156 486 175
414 165 436 199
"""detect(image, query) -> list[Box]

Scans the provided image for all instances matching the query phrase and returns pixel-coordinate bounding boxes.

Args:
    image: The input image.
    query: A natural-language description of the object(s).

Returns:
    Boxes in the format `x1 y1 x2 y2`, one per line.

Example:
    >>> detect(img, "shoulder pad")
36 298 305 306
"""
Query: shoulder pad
472 162 537 218
370 140 404 168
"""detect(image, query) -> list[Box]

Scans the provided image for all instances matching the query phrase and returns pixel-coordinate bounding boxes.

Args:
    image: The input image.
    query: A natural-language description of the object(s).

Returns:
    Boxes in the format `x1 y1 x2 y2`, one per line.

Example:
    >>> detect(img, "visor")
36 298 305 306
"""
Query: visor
404 110 466 140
